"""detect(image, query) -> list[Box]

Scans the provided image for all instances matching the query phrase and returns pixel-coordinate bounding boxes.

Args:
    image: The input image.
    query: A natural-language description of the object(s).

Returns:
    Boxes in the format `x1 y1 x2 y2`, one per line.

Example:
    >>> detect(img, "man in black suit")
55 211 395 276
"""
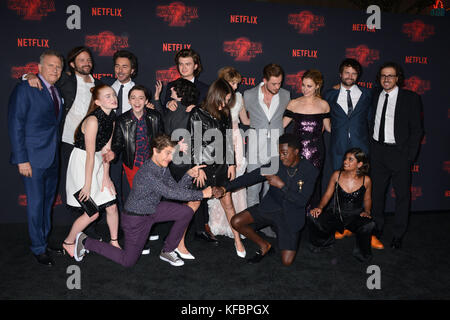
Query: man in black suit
161 48 214 244
214 133 319 266
370 62 423 250
162 48 209 114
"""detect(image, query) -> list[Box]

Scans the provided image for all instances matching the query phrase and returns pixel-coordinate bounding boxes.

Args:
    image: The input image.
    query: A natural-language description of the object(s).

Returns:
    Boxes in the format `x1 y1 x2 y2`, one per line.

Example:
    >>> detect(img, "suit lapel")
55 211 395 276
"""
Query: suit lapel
38 78 61 123
393 88 404 141
329 89 347 116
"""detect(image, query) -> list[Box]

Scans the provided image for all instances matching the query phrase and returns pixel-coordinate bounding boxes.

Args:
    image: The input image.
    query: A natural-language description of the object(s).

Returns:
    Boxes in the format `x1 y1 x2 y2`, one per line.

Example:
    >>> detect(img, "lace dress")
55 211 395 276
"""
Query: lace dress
66 107 116 208
208 92 247 238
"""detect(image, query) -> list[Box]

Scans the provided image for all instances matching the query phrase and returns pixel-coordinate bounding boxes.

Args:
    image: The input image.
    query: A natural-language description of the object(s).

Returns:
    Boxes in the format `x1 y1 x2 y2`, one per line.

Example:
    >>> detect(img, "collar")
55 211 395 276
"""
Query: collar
37 74 53 90
131 109 146 121
382 85 399 97
75 73 95 84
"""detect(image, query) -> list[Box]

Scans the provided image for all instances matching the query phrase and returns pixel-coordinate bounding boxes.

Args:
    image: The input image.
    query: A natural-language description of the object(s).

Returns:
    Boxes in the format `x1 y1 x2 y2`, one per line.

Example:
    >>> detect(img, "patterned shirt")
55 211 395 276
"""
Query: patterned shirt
132 111 150 168
124 159 203 215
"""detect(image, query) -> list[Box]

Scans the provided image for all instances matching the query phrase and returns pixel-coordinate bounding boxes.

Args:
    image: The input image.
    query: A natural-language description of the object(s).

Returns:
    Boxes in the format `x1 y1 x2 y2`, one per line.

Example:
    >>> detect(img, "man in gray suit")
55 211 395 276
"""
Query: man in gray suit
243 64 291 233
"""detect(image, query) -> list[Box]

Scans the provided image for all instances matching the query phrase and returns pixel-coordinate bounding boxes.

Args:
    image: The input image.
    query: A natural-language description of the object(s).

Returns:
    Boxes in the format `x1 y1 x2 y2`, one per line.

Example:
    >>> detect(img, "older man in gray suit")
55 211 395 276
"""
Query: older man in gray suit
242 64 291 236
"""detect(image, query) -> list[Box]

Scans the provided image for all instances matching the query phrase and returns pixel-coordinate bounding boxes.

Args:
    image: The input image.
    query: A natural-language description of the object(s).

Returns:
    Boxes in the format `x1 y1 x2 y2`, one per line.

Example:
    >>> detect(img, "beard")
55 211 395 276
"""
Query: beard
341 77 356 87
75 65 92 76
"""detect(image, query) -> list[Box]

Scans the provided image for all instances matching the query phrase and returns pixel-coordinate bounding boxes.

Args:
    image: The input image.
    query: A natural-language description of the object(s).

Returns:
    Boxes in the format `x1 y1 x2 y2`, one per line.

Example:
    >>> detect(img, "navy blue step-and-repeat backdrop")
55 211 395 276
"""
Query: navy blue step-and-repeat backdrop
1 0 449 224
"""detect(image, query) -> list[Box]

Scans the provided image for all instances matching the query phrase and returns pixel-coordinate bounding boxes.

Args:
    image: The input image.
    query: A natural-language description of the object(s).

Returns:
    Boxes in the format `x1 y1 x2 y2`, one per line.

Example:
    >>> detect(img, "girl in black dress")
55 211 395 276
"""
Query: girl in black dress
308 148 375 262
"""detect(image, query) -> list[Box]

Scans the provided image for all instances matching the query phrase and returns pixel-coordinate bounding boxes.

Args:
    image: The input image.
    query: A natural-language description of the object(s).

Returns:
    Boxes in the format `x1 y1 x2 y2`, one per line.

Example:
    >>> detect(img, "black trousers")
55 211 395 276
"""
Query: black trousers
370 141 411 239
307 209 375 260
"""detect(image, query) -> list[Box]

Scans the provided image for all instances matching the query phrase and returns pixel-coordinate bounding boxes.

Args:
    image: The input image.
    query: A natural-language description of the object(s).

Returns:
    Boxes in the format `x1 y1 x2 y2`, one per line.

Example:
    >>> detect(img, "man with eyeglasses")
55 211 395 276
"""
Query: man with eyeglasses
369 62 423 250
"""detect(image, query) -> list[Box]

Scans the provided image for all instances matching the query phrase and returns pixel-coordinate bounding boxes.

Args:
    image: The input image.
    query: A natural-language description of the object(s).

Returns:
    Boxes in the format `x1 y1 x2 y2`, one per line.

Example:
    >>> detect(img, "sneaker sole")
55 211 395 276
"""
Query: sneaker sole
159 255 184 266
74 233 85 262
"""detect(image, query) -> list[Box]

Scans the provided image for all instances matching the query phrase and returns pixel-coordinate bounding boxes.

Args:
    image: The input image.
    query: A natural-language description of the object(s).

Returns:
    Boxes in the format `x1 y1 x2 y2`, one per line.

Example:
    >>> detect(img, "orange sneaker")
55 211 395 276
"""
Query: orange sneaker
343 229 353 237
371 235 384 249
335 231 345 239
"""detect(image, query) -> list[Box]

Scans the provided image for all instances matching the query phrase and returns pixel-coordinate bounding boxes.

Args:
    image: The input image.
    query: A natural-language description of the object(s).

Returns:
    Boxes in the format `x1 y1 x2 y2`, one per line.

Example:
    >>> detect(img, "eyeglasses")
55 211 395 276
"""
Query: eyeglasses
380 74 397 79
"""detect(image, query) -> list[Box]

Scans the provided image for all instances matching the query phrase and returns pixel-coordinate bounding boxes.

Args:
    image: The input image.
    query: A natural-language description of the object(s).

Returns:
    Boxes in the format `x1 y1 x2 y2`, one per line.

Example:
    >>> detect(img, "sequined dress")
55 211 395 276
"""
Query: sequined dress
284 110 330 169
66 108 116 208
336 174 366 218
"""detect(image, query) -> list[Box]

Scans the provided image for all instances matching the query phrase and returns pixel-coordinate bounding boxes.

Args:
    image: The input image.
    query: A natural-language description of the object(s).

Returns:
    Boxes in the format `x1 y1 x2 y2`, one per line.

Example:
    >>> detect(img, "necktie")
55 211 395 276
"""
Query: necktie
50 85 59 117
346 89 353 117
378 93 389 143
117 84 124 115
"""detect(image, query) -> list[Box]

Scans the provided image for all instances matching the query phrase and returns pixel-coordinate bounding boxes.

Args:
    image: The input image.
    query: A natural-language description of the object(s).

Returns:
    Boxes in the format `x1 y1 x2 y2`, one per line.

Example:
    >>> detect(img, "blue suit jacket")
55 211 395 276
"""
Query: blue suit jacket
324 86 372 170
8 80 63 169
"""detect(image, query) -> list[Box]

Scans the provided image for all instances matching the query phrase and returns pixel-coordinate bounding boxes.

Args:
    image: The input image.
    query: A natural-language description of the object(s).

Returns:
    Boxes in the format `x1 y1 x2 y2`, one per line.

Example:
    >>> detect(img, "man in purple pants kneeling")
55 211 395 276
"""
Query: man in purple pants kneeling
73 134 212 267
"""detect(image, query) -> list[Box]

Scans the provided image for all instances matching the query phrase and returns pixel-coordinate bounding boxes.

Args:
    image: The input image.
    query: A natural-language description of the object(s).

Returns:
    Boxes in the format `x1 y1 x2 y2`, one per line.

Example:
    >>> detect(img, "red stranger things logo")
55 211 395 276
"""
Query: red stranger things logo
443 161 450 174
11 62 39 79
156 66 180 84
345 45 379 67
156 1 199 27
85 31 129 56
223 37 262 62
391 187 423 200
403 76 431 95
8 0 55 20
285 70 306 93
402 20 435 42
288 11 325 34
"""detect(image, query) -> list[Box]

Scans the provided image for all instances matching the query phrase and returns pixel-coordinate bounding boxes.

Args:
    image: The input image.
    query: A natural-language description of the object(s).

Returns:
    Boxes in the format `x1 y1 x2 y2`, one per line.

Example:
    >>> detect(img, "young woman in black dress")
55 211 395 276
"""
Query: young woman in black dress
308 148 375 262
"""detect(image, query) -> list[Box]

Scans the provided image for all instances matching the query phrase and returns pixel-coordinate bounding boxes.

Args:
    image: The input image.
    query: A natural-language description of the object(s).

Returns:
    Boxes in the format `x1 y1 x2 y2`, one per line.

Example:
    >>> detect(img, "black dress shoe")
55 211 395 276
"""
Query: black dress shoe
390 237 402 249
194 231 219 245
34 252 54 266
247 247 273 264
47 246 65 255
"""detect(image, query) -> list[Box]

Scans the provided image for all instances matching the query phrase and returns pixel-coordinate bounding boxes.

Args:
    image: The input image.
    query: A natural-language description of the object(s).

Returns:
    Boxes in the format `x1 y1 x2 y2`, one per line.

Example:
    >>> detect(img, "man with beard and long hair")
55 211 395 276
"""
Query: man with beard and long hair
323 58 373 242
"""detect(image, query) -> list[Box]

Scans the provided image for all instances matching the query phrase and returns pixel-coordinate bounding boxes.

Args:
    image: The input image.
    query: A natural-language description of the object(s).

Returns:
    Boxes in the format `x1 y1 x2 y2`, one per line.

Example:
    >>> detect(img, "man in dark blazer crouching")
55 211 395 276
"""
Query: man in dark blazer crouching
213 133 318 266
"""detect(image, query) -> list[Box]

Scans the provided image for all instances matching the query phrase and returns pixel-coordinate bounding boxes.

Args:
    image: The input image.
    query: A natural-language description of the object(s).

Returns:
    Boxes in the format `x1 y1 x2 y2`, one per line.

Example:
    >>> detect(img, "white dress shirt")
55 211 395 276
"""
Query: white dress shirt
337 84 362 115
62 74 95 144
373 86 399 144
258 82 280 121
111 79 135 114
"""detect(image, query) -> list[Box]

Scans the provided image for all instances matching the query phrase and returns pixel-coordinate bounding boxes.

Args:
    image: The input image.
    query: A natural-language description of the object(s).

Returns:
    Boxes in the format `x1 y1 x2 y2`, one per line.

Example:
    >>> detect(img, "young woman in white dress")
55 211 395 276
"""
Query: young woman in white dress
62 84 121 257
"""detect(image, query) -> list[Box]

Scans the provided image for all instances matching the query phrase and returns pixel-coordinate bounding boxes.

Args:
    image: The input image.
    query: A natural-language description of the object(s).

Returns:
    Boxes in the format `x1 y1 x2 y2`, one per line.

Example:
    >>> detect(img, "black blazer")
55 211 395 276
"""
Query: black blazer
370 88 424 161
111 109 164 169
224 158 319 232
56 72 103 134
162 77 209 114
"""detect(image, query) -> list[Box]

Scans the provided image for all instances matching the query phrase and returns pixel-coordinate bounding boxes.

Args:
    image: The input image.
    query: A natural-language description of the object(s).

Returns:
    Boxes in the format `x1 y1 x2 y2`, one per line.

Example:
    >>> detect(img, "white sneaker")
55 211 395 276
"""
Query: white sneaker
159 250 184 266
149 234 159 241
175 248 195 260
141 248 150 255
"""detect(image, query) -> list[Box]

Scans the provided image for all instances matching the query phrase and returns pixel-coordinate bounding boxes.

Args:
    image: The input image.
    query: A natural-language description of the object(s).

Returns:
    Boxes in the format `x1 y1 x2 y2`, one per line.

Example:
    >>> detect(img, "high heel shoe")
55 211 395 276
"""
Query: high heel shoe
175 248 195 260
234 243 246 258
62 241 75 257
109 238 120 250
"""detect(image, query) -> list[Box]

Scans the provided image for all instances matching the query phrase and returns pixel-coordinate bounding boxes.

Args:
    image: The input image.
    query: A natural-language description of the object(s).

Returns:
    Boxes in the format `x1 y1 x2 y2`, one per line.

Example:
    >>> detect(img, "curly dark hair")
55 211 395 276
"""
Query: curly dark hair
172 78 200 106
376 61 404 87
340 148 369 176
338 58 362 77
